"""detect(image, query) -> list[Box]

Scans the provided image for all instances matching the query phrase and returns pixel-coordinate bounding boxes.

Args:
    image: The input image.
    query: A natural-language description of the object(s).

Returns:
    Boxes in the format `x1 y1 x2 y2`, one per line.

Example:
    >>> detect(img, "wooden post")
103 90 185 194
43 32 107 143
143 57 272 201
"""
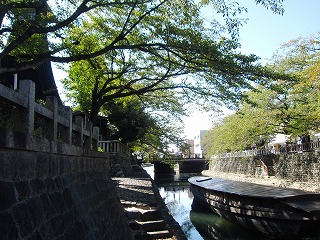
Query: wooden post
19 80 35 135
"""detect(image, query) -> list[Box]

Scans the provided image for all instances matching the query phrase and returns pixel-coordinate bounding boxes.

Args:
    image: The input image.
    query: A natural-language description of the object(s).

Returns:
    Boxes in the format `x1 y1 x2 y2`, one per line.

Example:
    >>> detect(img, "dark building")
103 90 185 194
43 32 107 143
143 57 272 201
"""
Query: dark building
1 0 60 101
1 57 61 102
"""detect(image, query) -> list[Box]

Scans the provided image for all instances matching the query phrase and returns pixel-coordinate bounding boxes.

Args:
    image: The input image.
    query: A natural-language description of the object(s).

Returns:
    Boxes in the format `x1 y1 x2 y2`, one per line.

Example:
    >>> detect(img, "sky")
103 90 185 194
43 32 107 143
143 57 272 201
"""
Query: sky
52 0 320 139
183 0 320 139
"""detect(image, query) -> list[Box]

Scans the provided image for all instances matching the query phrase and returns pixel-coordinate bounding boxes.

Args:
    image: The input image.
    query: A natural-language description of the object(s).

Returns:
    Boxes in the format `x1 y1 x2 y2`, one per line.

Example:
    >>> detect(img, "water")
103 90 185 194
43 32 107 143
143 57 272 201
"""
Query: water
143 164 265 239
143 164 320 240
156 177 265 239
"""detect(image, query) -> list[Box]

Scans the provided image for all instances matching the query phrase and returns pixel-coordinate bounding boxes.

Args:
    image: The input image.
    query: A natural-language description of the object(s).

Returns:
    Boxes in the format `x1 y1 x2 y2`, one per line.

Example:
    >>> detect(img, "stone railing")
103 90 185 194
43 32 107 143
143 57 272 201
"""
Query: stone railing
99 140 133 176
0 80 99 149
99 140 131 157
215 141 320 159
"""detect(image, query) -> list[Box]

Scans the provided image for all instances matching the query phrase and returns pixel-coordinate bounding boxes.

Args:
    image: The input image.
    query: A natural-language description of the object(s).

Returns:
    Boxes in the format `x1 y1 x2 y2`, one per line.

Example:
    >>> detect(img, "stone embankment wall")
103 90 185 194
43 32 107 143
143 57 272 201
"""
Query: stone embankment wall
0 127 133 240
209 152 320 182
275 151 320 181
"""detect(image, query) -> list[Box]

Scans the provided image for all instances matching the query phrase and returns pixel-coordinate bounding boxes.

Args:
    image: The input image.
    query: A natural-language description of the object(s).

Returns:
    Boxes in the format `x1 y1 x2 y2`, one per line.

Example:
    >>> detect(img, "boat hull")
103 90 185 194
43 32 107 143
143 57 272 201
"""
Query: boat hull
189 176 320 239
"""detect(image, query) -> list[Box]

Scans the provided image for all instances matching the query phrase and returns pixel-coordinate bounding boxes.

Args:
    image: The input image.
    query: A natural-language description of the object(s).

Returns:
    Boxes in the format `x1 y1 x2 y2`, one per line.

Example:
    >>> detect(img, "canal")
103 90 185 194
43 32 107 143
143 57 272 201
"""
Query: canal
143 164 320 240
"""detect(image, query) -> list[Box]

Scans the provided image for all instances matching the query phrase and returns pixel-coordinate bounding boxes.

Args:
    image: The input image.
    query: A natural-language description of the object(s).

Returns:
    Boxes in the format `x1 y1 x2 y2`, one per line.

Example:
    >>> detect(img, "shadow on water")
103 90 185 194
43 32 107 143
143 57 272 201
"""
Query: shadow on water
190 202 269 240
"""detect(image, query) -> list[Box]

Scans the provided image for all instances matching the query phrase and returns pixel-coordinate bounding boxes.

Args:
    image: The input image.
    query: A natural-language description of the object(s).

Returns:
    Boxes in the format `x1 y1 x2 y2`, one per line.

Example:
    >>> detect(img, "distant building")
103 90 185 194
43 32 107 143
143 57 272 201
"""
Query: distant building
183 139 195 158
194 130 208 158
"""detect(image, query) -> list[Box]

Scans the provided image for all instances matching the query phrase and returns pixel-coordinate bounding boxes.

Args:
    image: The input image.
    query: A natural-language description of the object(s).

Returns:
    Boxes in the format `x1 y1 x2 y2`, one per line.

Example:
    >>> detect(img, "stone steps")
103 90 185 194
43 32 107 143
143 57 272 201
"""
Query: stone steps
129 219 166 232
124 207 174 240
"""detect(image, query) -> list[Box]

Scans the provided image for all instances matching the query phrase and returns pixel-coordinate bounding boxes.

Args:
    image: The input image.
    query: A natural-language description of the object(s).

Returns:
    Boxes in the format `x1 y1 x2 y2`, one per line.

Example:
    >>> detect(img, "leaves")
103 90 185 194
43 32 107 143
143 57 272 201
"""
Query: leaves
203 34 320 156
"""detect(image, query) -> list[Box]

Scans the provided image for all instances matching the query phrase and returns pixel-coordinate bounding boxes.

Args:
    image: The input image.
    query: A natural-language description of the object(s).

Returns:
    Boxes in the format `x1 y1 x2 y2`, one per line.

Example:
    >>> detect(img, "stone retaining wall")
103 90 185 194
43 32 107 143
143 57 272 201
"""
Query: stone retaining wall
0 127 133 240
275 151 320 181
209 156 257 176
209 152 320 182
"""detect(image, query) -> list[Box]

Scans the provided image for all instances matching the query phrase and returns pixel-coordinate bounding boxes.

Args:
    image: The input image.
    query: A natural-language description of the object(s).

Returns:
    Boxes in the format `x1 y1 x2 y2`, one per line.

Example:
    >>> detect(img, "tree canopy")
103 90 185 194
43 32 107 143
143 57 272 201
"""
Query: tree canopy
203 34 320 156
1 0 284 73
1 0 287 155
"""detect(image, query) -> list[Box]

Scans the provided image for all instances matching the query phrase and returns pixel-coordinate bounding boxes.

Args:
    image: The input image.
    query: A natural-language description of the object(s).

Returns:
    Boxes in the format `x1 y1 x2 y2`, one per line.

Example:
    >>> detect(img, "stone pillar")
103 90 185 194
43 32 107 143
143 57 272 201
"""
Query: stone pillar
74 116 84 147
19 80 35 135
45 96 58 141
62 106 72 144
84 122 93 149
92 126 99 150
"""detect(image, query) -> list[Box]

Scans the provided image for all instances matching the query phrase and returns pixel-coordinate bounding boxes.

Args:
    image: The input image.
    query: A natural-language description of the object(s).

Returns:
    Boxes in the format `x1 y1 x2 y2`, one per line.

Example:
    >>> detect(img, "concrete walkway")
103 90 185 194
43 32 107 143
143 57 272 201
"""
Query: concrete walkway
113 166 187 240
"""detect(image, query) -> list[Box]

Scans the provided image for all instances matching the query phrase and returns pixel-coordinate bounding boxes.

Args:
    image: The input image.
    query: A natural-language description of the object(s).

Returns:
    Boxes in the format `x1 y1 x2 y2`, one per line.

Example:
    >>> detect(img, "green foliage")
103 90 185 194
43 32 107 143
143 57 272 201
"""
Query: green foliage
268 35 320 136
1 0 284 74
203 34 320 156
104 99 155 144
61 0 286 117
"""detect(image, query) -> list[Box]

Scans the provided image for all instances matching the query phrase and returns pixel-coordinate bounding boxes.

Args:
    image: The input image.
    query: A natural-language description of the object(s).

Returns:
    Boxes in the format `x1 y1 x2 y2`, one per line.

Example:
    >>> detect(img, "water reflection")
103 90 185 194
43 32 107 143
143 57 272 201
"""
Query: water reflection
159 183 203 239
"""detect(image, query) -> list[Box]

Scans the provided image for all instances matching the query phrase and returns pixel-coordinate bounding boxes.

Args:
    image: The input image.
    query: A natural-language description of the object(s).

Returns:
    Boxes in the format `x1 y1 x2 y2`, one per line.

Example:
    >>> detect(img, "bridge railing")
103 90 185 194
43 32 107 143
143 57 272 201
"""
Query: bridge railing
0 80 99 149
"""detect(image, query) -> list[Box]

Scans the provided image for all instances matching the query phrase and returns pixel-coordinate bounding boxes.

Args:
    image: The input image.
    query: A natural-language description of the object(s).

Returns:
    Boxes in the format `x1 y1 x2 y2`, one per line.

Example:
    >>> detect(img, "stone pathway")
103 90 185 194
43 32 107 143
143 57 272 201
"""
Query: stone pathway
113 166 186 240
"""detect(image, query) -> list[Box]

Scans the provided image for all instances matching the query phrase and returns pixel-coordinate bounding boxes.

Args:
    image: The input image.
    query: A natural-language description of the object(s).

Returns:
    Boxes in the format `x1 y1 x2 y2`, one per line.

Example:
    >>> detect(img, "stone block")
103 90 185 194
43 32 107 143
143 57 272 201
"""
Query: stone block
0 212 19 240
0 181 16 211
44 177 56 193
28 197 45 228
36 155 49 178
30 178 45 196
40 193 56 219
15 181 31 201
12 202 32 237
28 231 42 240
62 188 74 209
50 215 66 237
54 176 63 190
49 192 66 214
64 220 86 240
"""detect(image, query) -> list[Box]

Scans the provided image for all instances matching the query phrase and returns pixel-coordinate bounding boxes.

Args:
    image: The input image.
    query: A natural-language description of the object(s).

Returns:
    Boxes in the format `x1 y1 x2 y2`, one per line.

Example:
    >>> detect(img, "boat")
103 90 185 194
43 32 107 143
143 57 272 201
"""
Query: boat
188 176 320 239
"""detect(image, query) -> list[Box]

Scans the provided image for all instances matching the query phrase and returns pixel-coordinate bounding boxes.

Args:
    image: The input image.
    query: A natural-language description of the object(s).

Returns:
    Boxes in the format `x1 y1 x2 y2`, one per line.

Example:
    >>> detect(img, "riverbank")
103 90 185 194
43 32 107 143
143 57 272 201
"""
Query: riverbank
202 170 320 193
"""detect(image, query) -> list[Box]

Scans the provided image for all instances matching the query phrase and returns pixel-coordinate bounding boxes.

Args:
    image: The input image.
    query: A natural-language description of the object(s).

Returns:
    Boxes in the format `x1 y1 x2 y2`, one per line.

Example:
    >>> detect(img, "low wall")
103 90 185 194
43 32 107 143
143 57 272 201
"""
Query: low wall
0 127 133 240
209 152 320 182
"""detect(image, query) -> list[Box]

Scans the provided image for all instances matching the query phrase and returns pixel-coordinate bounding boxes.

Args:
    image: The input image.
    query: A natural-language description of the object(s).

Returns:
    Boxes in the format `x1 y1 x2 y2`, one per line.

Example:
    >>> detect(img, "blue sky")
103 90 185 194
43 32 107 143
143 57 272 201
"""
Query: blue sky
239 0 320 60
184 0 320 138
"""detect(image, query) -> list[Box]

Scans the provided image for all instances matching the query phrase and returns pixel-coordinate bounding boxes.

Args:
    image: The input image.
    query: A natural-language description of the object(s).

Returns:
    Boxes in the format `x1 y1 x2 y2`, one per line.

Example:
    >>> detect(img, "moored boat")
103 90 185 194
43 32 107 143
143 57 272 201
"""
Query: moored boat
188 176 320 239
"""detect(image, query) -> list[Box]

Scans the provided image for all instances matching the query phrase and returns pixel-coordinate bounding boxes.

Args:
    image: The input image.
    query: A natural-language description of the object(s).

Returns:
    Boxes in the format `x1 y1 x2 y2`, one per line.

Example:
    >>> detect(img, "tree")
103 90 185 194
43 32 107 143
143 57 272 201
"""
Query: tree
1 0 284 74
203 34 320 156
1 0 286 155
268 34 320 136
61 0 288 125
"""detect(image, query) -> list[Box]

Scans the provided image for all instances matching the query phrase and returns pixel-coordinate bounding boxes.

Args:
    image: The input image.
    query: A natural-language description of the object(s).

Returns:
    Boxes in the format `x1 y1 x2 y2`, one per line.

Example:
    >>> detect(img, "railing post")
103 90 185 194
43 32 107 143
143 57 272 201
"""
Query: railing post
92 126 99 150
63 106 72 144
84 122 92 149
74 116 84 147
46 96 58 141
19 80 35 135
